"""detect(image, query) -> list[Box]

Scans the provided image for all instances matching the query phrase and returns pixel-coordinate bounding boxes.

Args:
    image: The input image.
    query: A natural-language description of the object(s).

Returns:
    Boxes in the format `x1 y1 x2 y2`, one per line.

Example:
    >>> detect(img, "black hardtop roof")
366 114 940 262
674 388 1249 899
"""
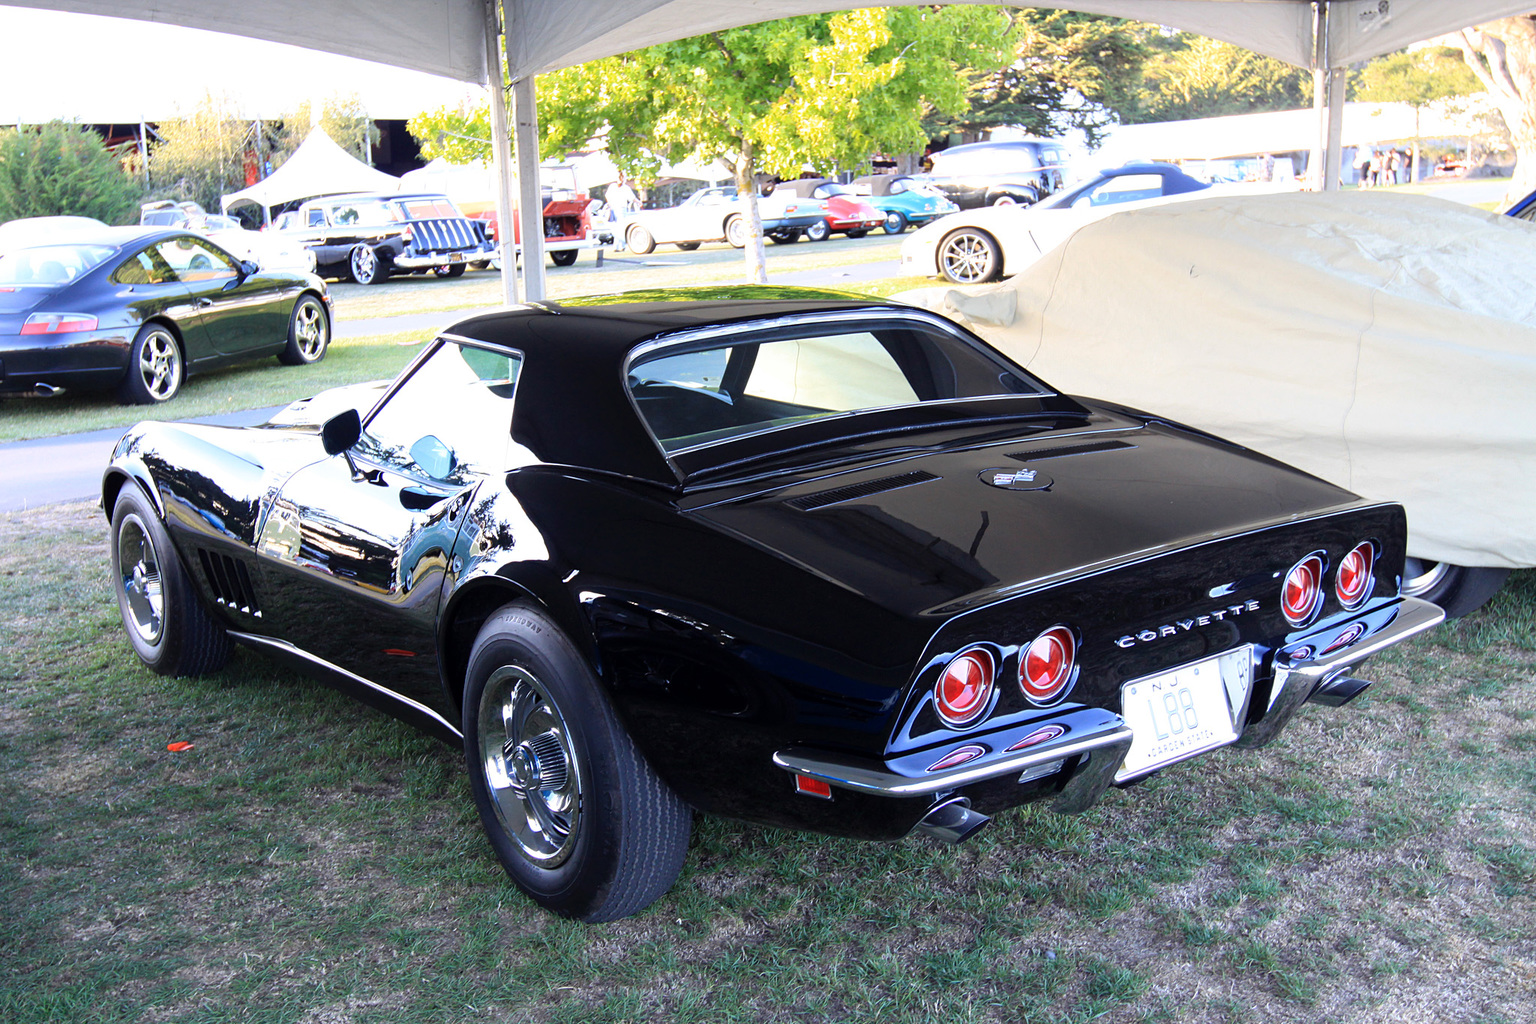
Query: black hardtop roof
439 293 925 485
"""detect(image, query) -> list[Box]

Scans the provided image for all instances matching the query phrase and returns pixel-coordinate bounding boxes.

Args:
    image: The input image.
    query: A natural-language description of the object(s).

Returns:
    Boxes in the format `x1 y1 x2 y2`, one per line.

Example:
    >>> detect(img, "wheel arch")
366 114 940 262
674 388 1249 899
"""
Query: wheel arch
101 462 165 524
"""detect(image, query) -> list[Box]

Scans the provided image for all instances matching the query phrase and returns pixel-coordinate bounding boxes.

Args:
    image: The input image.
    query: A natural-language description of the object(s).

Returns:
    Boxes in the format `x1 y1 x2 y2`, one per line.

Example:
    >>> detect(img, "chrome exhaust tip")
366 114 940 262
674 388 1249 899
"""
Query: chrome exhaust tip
33 383 64 397
915 796 991 844
1309 675 1372 707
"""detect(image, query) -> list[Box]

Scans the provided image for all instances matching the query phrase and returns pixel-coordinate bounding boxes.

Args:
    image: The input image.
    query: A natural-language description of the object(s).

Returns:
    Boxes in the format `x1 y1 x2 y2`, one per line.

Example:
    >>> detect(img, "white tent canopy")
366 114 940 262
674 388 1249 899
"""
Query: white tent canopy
10 0 1534 299
220 127 401 225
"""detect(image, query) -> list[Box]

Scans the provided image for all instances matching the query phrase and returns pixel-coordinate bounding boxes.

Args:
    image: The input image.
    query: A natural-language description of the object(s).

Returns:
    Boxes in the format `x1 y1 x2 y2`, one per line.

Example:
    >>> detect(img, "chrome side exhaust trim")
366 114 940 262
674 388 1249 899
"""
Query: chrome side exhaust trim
914 797 991 844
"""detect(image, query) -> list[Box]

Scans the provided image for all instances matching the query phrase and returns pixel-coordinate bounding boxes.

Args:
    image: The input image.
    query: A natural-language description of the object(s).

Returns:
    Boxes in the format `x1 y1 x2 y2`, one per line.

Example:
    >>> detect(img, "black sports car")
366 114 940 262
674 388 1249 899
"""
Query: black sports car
1 226 331 404
103 291 1442 922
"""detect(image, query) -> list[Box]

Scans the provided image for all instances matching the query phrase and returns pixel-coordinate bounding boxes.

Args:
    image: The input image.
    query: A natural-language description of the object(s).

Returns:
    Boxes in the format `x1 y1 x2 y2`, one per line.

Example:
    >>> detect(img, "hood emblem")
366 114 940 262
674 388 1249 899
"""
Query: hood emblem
982 467 1053 491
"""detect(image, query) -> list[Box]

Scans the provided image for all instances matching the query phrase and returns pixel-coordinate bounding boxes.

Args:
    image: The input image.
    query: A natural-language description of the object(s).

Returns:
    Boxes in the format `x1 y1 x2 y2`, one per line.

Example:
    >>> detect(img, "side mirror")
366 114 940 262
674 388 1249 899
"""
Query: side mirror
239 259 260 277
321 408 361 455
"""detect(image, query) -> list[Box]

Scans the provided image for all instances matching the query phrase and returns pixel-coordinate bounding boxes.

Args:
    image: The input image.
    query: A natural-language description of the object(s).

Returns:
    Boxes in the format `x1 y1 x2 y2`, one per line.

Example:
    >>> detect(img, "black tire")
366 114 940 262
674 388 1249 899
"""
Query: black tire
463 604 691 922
626 224 656 255
883 211 908 235
110 485 232 678
550 249 578 267
991 194 1021 207
117 323 183 404
938 228 1002 284
846 228 868 239
724 215 747 249
675 242 701 251
766 230 800 245
805 219 831 242
278 294 330 366
1402 559 1510 619
349 244 388 285
433 263 467 278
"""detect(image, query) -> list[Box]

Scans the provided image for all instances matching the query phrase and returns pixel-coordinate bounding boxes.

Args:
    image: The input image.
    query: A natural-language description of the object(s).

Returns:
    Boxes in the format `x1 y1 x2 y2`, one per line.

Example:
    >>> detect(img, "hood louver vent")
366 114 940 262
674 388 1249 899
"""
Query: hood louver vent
1007 440 1135 463
198 549 262 617
787 470 940 511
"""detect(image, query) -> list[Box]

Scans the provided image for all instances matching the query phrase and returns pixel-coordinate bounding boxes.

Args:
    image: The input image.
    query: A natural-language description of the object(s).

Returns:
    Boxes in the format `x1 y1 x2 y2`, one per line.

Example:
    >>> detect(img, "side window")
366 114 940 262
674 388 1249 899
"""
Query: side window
306 208 328 227
154 238 238 283
113 248 176 286
1073 174 1164 208
358 341 522 483
744 333 918 411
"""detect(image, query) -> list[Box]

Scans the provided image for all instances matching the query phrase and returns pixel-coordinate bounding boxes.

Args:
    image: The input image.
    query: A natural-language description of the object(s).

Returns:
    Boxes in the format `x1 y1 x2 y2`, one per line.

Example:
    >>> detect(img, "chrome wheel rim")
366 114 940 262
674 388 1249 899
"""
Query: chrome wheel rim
884 212 904 233
725 219 745 246
940 233 993 283
352 246 376 279
117 514 164 644
479 665 582 867
138 330 181 400
1402 557 1449 598
293 300 327 360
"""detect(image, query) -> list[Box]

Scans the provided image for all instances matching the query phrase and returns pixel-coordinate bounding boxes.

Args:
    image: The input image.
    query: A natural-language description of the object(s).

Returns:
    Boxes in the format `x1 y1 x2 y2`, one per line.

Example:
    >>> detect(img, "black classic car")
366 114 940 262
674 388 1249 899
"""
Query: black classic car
1 226 330 404
275 192 495 284
104 291 1442 921
917 139 1073 209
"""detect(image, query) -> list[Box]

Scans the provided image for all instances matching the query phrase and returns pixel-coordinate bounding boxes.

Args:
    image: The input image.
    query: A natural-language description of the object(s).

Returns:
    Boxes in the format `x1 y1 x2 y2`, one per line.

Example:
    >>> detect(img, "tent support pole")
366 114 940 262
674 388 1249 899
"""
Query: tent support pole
1308 2 1345 192
512 74 546 303
484 0 519 305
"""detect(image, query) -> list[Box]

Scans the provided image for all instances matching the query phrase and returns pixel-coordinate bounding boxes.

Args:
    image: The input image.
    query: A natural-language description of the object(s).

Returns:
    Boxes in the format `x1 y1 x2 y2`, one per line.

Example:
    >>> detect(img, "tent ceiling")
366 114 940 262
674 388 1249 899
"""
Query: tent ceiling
8 2 1535 84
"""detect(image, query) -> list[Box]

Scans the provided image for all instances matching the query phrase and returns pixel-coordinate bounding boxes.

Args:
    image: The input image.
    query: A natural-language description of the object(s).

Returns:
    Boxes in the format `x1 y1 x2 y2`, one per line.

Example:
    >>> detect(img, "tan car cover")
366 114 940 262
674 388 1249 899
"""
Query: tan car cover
900 191 1536 569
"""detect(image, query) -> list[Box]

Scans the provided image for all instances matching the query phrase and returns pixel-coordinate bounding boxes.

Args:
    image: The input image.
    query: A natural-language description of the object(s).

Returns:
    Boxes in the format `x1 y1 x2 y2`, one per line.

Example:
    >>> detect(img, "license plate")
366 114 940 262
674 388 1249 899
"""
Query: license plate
1116 647 1252 781
449 252 465 263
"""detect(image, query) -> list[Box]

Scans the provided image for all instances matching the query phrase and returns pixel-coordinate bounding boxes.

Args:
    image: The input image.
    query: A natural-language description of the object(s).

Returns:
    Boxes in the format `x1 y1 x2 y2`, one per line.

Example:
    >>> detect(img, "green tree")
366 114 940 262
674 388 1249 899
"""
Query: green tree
147 96 253 213
926 12 1151 145
413 7 1017 282
0 122 141 224
1131 33 1311 124
1354 47 1482 183
271 95 379 168
1441 19 1536 201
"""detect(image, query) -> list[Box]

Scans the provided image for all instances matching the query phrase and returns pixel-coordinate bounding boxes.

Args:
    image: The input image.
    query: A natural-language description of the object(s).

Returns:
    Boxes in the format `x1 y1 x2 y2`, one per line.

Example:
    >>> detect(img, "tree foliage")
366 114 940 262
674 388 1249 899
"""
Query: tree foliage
1443 18 1536 200
1354 46 1481 108
0 122 141 225
1130 32 1311 123
146 96 254 212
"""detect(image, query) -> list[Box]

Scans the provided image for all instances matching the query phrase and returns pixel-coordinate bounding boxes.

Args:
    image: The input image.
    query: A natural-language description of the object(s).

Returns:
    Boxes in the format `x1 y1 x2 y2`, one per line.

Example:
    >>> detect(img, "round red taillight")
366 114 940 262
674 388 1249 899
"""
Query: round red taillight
934 648 995 727
1282 554 1325 626
1020 625 1076 705
1336 542 1375 608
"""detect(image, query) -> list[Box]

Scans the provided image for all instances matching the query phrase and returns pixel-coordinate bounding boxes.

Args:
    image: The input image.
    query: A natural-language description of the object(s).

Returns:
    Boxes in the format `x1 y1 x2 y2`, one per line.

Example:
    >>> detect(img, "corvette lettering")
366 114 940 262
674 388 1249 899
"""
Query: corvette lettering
1115 600 1262 648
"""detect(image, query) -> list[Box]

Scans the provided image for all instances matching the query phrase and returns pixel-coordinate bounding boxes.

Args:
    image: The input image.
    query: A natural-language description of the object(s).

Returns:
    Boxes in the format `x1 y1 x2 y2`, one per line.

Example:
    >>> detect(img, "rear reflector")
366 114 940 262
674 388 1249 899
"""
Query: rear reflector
927 744 988 772
794 775 832 799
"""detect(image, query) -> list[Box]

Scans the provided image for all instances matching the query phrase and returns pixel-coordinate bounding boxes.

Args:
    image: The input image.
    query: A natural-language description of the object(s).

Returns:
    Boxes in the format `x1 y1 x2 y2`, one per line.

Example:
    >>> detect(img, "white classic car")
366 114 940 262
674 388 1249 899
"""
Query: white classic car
618 186 826 253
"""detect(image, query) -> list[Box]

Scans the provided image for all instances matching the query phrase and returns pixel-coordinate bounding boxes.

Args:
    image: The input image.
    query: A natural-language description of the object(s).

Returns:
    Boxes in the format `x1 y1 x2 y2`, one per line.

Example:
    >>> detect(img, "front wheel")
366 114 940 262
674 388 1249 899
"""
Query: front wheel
118 324 183 404
805 219 830 242
625 224 656 255
549 250 578 267
110 485 232 677
883 211 909 235
1402 559 1510 619
349 244 388 285
278 294 330 365
938 228 1002 284
463 604 691 922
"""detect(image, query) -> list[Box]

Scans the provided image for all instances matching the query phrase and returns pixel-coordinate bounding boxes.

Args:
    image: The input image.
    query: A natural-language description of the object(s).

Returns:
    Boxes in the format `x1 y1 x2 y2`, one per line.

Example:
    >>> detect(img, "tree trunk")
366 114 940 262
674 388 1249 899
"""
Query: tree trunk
734 141 768 285
1452 18 1536 205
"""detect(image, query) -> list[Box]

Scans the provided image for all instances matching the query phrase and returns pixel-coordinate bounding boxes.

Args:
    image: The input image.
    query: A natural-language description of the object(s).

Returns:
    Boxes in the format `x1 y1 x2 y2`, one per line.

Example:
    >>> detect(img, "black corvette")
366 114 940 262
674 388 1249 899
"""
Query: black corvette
103 291 1442 921
1 226 331 404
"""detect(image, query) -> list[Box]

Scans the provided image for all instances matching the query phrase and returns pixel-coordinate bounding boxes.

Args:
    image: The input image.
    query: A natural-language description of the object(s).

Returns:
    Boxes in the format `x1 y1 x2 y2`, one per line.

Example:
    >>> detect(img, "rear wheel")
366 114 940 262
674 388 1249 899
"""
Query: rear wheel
463 604 691 922
110 485 232 677
938 228 1002 284
349 244 388 285
766 230 800 245
550 250 578 267
675 241 701 251
724 215 747 248
625 224 656 255
118 324 183 404
433 263 467 278
805 219 830 242
1402 559 1510 619
883 211 909 235
278 294 330 366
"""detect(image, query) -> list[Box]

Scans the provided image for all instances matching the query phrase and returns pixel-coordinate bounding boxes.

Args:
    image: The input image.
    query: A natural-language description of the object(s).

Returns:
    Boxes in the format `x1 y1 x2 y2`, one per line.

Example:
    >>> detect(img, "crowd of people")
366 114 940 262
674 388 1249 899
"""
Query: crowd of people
1353 147 1412 187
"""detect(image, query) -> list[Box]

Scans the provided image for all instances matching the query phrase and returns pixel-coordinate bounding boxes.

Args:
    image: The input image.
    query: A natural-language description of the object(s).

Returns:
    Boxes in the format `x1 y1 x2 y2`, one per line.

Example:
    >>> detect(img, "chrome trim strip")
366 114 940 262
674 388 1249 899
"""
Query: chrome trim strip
773 722 1134 798
1236 595 1443 749
228 630 462 742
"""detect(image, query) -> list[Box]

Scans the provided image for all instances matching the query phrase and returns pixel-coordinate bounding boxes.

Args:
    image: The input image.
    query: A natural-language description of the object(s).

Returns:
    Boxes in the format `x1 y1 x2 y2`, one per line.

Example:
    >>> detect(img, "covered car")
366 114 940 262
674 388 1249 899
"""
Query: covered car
901 163 1213 284
900 191 1535 615
104 288 1439 922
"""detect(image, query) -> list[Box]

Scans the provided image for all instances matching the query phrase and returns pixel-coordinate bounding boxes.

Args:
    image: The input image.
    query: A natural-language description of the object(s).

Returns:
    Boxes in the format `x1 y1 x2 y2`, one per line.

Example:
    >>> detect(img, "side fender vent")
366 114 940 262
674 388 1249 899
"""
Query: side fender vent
787 470 940 511
1007 439 1135 463
198 549 262 617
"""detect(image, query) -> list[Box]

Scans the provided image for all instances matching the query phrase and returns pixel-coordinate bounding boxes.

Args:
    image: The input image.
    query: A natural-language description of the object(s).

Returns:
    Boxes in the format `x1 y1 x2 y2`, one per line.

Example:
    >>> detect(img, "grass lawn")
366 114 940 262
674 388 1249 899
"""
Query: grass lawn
2 502 1533 1023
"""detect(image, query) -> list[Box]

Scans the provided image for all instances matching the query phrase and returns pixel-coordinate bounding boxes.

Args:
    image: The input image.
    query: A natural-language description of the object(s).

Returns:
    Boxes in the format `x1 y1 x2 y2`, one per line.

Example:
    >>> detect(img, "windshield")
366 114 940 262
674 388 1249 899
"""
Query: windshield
628 318 1048 454
0 244 114 285
398 198 461 219
327 200 398 227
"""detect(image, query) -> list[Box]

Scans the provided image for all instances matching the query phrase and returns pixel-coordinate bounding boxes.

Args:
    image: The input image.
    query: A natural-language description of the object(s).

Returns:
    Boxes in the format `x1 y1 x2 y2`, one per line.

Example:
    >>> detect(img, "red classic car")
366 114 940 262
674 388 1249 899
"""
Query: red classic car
774 178 886 241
